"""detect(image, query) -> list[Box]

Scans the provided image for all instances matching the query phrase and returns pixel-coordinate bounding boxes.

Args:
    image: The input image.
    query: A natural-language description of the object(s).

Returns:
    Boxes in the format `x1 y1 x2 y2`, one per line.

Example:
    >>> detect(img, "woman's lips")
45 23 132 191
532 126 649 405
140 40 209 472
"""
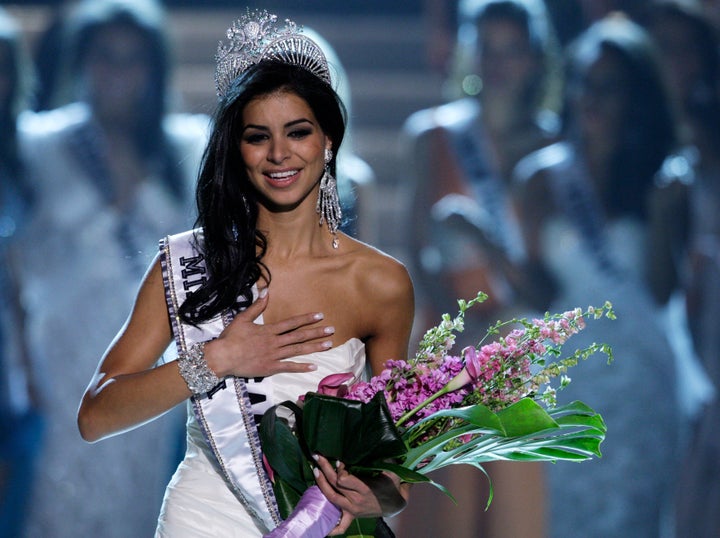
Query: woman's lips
265 169 300 187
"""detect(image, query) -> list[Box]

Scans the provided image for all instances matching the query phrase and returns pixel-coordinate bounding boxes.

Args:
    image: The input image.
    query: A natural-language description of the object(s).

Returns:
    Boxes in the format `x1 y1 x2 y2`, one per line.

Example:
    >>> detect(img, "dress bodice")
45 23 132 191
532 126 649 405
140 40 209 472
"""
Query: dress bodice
264 337 366 406
187 338 367 461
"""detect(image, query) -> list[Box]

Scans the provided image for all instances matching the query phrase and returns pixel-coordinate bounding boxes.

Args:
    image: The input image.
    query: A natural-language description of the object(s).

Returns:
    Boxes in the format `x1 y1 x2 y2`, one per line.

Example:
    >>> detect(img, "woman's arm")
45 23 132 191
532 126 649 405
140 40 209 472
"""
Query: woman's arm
505 167 558 311
78 256 338 443
77 257 187 442
362 258 415 377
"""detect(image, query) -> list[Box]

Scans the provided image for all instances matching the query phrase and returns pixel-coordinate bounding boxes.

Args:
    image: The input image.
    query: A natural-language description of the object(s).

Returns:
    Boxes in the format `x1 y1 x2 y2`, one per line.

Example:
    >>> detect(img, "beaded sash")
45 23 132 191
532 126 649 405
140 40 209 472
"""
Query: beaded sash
160 229 281 532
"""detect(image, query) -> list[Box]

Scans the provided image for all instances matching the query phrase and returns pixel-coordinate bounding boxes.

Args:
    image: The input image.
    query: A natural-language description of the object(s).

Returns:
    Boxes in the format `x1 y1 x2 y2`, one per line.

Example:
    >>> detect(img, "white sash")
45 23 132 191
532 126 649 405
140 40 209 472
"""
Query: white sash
160 229 281 532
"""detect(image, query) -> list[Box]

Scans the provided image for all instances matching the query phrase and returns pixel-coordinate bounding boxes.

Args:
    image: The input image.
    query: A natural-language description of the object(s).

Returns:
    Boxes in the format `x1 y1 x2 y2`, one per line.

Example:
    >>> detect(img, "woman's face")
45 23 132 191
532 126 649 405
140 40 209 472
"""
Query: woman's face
572 49 630 144
239 90 330 211
82 23 152 123
477 17 538 100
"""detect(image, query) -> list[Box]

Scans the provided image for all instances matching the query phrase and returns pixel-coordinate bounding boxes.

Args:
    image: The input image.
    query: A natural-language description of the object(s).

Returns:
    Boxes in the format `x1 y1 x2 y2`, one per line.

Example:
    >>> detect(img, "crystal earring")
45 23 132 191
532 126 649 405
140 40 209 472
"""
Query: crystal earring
316 147 342 248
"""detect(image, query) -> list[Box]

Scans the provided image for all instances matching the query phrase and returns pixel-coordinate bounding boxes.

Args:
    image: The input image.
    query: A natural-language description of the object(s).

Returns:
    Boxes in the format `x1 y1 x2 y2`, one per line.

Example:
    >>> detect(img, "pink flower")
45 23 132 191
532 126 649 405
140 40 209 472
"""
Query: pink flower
463 346 483 381
316 372 355 398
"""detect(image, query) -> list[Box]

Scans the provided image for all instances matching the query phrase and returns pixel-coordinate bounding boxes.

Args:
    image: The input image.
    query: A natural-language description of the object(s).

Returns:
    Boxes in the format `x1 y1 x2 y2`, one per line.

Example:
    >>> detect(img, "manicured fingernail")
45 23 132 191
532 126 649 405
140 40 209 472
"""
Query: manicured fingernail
259 288 268 298
307 363 317 371
313 467 320 478
322 340 332 349
314 312 324 320
324 326 335 335
312 454 319 461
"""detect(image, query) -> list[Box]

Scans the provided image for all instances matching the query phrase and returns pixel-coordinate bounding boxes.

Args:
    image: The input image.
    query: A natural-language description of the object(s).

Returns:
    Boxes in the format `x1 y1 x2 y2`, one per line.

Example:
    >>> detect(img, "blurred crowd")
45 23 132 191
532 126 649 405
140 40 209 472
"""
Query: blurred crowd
399 1 720 537
1 0 718 537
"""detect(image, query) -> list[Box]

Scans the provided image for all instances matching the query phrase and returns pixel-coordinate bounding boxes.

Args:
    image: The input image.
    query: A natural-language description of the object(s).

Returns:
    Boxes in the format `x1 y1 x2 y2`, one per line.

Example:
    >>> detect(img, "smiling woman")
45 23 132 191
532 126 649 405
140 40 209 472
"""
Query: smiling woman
76 9 415 538
239 91 330 213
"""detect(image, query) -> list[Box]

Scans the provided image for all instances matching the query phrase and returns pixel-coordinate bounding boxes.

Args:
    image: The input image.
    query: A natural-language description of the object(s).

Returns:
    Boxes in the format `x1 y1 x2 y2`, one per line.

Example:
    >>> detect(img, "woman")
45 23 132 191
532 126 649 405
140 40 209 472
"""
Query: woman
398 2 559 536
22 0 207 268
511 15 681 537
18 1 208 536
642 3 720 536
78 10 414 537
403 0 560 331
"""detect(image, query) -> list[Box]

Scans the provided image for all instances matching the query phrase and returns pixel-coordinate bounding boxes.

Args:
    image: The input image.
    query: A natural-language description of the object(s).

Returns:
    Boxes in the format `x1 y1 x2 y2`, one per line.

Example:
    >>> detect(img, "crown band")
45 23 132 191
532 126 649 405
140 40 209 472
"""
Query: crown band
214 9 331 98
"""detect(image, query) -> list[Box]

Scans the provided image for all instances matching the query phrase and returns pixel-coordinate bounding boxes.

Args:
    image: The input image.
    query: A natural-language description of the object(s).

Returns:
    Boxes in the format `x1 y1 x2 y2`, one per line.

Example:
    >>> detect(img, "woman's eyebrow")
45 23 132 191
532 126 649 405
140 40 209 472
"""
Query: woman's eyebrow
242 118 314 132
284 118 314 128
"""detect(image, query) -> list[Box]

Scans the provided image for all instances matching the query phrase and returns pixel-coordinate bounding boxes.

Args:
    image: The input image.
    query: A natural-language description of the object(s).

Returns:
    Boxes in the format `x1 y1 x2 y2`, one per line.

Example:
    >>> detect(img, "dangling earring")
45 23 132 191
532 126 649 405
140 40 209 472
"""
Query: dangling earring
316 147 342 249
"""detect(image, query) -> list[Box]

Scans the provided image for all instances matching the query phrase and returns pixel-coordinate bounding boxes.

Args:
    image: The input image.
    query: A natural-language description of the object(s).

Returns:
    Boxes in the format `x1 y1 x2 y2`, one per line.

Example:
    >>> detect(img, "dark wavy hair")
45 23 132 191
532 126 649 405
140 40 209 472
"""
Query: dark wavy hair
563 15 676 219
178 61 347 324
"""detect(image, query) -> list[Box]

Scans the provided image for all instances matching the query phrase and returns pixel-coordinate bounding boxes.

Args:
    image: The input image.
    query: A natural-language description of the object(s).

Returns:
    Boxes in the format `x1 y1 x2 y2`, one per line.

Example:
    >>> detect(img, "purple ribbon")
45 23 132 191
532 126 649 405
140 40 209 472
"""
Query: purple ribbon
264 485 341 538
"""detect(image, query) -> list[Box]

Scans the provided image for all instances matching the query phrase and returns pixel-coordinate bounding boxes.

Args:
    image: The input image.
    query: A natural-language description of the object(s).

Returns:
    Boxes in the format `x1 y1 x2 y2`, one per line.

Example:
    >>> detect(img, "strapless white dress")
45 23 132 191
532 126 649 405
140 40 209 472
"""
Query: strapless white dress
156 338 367 537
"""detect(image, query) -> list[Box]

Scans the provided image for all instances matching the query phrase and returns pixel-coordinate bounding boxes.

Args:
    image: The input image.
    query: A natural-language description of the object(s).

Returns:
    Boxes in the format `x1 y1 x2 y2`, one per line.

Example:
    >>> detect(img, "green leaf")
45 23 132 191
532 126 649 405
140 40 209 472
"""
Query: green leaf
401 397 607 476
339 517 381 538
501 447 589 461
303 392 407 466
496 398 558 437
404 403 505 435
352 461 431 485
271 475 303 520
549 401 607 432
258 404 312 494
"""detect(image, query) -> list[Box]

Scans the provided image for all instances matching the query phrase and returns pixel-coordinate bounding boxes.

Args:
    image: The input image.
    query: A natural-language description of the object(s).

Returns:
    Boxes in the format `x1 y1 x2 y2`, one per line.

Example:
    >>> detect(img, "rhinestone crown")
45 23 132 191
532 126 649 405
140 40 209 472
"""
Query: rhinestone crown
214 9 331 98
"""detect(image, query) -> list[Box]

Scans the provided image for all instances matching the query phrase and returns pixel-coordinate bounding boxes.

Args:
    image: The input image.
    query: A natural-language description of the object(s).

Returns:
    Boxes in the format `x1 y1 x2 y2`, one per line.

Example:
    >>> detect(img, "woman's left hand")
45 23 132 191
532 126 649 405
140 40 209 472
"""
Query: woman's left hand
313 455 409 536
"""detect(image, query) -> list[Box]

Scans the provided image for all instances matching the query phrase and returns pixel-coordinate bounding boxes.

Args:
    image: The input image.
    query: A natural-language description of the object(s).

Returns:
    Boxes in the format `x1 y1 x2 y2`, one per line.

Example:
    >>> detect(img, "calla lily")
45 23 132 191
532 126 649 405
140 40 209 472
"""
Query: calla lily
462 345 483 380
443 346 483 393
444 367 472 393
315 372 355 397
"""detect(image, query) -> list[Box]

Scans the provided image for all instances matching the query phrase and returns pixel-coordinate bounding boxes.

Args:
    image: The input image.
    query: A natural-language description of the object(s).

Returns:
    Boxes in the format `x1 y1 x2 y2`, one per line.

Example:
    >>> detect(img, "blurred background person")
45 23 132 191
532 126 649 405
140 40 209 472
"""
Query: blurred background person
0 8 44 538
641 1 720 536
396 1 561 536
509 14 681 537
403 0 560 334
16 0 209 536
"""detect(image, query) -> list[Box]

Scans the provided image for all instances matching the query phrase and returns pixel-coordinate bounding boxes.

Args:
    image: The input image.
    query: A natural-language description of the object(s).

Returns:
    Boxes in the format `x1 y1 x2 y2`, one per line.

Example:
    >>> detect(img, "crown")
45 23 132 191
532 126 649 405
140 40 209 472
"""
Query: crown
214 9 331 98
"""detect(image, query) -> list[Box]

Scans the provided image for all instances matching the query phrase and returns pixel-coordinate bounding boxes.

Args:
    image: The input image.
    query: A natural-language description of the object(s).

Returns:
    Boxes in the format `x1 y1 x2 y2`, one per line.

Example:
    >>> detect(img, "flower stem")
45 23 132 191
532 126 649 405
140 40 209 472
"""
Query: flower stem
396 385 451 428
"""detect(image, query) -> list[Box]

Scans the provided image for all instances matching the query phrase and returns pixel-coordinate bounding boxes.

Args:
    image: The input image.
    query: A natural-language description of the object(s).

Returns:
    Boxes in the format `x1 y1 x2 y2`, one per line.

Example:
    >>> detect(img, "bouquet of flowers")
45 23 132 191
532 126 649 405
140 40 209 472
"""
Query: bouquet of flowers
260 293 615 538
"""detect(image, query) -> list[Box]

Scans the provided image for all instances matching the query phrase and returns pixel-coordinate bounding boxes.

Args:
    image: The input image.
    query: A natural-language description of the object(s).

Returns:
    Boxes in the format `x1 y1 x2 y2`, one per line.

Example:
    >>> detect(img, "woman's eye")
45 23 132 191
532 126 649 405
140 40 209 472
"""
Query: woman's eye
243 133 267 144
289 128 312 139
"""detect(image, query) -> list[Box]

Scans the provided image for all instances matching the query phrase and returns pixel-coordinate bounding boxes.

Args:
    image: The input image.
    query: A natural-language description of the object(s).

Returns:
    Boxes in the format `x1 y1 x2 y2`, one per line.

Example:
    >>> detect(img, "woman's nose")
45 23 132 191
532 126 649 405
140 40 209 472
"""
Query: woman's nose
267 139 289 164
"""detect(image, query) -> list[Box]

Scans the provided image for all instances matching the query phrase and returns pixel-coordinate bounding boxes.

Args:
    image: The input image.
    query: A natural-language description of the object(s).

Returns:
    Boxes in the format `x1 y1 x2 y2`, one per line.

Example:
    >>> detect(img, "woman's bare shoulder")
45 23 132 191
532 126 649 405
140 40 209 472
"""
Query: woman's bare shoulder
342 237 414 305
335 237 414 352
